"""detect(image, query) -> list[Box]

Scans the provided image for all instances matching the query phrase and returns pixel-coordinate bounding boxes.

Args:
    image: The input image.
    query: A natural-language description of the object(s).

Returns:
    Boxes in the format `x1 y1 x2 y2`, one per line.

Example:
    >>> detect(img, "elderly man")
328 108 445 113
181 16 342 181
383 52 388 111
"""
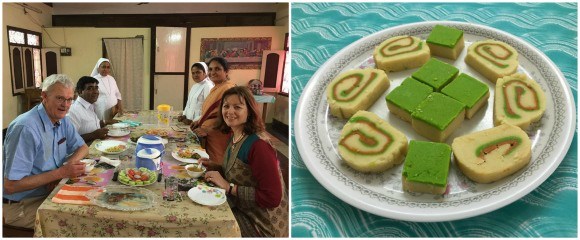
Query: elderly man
67 76 109 144
3 74 88 229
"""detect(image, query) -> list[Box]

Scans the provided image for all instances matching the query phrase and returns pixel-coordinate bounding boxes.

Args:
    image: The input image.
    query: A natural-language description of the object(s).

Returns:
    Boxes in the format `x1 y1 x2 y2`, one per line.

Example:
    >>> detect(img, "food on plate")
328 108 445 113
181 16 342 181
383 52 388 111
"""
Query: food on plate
338 111 408 173
411 58 459 91
411 92 465 142
145 129 169 137
494 73 546 130
177 148 202 159
452 124 531 183
373 35 430 72
386 77 433 122
426 25 465 60
185 163 206 178
118 167 157 186
441 73 490 119
105 144 126 153
465 39 519 83
326 68 390 119
402 140 451 195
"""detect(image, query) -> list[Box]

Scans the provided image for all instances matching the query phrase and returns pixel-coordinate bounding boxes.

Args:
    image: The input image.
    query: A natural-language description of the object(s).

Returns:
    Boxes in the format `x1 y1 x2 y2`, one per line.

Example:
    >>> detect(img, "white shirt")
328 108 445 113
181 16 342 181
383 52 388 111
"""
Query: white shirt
184 79 214 121
67 97 100 135
92 74 122 120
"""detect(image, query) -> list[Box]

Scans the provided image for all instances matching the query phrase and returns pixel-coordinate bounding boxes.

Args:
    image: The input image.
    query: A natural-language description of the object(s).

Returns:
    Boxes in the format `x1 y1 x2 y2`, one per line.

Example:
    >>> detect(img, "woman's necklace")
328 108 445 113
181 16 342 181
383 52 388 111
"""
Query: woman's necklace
231 133 245 149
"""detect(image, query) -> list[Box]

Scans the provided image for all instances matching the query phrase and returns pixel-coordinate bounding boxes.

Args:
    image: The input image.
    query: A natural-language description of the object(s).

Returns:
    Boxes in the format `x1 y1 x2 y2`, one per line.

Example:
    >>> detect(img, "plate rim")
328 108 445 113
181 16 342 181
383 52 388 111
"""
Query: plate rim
171 149 208 163
95 139 129 154
187 186 227 206
107 130 131 137
294 20 576 221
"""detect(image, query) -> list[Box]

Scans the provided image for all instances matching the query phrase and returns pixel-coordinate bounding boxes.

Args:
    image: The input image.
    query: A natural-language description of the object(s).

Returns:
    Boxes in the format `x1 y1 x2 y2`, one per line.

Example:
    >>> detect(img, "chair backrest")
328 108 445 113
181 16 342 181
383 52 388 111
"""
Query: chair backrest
24 88 42 111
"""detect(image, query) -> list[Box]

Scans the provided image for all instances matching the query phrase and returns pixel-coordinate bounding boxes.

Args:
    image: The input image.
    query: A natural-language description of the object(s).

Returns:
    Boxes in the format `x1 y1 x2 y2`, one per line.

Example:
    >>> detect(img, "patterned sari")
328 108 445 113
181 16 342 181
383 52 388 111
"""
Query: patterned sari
223 134 289 237
197 81 236 165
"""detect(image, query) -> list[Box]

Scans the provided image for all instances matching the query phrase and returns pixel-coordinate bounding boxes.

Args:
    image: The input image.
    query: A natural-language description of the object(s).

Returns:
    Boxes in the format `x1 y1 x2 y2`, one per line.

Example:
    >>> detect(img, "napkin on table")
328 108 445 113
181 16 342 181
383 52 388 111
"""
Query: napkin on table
51 185 100 205
99 156 121 167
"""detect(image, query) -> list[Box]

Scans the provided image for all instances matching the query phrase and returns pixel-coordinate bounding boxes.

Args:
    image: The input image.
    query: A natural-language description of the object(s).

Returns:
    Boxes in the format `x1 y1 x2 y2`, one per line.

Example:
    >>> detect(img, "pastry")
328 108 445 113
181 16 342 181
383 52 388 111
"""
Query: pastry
411 58 459 91
327 68 390 118
338 110 408 173
465 39 519 83
411 92 465 142
494 73 546 130
386 77 433 122
426 25 465 60
373 35 430 72
402 140 451 195
441 73 490 119
452 124 532 183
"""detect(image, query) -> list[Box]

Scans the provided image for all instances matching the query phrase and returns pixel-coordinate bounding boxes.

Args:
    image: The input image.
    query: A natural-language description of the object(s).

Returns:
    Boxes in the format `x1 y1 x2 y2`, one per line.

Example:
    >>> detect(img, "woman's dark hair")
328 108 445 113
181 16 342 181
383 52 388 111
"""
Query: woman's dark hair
76 76 99 94
216 86 265 135
191 62 206 73
207 57 229 73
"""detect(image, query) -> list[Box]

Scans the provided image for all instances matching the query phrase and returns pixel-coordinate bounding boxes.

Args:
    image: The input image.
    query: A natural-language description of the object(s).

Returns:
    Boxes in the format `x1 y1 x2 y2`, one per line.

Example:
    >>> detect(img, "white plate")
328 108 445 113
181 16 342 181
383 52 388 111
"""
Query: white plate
171 149 209 164
108 130 130 137
95 140 128 155
294 21 576 222
187 185 227 206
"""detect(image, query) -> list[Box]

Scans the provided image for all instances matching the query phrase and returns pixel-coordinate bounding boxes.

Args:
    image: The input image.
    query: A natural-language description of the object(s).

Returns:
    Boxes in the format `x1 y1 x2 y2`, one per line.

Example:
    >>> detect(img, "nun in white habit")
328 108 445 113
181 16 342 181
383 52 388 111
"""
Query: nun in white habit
178 62 214 125
90 58 123 122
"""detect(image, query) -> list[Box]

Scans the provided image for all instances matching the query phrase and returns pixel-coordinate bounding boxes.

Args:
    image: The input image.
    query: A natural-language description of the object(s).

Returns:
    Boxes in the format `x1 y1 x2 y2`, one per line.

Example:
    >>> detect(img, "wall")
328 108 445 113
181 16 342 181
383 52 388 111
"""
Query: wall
42 27 151 111
2 3 53 128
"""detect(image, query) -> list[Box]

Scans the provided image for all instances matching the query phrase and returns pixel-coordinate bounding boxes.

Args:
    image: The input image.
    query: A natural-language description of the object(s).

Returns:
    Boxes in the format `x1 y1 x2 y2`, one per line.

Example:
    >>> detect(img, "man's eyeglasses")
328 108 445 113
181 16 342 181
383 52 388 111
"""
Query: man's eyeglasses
54 96 74 104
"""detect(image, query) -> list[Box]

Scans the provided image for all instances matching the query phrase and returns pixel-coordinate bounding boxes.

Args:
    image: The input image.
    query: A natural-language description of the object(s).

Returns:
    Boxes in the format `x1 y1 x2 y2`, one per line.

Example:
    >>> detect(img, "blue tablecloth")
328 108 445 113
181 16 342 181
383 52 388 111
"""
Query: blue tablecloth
291 3 577 237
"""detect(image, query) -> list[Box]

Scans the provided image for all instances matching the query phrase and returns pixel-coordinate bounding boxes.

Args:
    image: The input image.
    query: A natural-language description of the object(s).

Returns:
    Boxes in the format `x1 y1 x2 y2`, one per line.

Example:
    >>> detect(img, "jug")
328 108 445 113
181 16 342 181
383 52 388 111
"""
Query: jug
157 104 173 126
135 135 165 166
136 148 161 171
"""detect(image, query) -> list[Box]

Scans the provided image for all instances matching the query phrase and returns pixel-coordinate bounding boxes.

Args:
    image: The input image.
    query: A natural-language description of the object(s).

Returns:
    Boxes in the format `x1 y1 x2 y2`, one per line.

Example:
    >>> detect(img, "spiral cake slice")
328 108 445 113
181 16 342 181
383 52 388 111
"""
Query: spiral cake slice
452 124 531 183
465 39 519 83
327 68 390 119
494 73 546 130
338 111 408 173
373 36 430 72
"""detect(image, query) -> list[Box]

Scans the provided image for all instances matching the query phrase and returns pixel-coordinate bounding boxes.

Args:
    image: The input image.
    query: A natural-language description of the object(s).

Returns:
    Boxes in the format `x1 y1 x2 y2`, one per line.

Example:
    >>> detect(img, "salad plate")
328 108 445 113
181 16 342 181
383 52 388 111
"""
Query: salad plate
294 21 576 222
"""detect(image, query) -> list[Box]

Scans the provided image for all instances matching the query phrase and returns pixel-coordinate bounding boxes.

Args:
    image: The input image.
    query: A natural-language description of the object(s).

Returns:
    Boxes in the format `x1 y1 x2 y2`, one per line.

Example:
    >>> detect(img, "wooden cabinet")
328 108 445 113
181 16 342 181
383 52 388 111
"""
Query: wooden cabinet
24 88 42 111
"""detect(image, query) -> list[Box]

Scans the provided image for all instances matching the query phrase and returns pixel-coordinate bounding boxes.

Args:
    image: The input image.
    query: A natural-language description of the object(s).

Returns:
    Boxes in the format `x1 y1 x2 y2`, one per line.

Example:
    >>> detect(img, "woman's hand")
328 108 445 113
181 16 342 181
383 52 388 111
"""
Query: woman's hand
198 158 221 171
204 170 229 190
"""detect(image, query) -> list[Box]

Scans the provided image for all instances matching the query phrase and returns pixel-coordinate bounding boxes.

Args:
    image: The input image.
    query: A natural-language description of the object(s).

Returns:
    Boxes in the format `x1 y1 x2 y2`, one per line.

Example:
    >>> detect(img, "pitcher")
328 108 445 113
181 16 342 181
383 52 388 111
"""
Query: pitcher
157 104 173 126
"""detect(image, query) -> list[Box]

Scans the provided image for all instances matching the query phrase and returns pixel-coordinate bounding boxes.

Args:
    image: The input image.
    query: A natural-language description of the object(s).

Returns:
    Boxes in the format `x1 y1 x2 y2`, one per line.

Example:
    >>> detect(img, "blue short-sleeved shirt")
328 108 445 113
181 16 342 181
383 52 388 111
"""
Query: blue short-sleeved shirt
2 103 85 201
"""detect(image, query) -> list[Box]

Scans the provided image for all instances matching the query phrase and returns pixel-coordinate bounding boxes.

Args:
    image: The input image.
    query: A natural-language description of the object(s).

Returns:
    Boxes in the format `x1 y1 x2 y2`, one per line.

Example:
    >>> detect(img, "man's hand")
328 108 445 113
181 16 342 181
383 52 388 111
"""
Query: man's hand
94 128 109 139
60 159 85 179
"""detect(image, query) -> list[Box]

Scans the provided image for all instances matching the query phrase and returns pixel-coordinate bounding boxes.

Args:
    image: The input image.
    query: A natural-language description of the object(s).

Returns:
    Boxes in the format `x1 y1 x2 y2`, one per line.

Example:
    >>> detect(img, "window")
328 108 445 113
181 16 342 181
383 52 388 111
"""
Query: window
7 26 42 95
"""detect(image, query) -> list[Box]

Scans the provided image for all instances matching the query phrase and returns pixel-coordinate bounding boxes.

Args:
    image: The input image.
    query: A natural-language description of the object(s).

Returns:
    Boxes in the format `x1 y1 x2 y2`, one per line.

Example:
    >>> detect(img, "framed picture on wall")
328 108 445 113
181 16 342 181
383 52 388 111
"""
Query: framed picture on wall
200 37 272 69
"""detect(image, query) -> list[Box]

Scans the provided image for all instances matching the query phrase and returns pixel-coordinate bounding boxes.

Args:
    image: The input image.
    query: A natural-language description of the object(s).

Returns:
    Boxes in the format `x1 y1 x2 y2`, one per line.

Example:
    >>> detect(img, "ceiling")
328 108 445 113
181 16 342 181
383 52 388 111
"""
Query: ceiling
50 2 286 15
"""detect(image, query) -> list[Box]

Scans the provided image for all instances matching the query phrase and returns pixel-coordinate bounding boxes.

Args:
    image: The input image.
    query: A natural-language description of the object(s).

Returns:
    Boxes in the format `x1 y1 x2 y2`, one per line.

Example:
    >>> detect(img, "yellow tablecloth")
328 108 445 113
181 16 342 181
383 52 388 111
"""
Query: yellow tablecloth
34 112 241 237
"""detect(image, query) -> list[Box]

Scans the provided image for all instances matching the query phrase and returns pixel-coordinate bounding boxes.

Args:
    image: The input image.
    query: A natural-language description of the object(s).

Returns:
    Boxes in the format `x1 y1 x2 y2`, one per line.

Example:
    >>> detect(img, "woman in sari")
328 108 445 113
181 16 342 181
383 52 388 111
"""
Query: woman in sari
200 86 288 237
190 57 236 165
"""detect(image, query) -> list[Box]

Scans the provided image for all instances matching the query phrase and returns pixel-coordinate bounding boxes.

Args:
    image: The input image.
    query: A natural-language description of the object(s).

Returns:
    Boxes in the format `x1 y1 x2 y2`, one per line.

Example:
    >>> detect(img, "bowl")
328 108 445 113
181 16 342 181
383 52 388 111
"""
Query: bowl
80 159 96 172
185 163 206 178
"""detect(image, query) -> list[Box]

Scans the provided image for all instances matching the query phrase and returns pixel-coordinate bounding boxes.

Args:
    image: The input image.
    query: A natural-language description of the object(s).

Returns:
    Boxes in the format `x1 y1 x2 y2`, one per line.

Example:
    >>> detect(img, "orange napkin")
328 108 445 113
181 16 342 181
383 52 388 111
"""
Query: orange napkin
51 185 100 205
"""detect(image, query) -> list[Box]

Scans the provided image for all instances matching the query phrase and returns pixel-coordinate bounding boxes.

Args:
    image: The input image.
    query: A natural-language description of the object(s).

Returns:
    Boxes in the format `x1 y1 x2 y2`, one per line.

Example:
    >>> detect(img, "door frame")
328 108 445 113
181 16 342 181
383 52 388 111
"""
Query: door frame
149 27 192 110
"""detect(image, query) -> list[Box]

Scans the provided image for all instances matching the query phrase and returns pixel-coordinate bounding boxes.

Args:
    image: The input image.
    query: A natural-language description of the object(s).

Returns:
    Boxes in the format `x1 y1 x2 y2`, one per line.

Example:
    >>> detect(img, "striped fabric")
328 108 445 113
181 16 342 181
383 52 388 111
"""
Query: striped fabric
51 185 100 205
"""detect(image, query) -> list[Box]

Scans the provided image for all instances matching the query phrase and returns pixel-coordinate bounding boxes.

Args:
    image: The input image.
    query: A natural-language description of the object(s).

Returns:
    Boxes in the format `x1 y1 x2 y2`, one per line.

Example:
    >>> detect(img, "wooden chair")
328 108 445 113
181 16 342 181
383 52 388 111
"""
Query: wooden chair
24 88 42 111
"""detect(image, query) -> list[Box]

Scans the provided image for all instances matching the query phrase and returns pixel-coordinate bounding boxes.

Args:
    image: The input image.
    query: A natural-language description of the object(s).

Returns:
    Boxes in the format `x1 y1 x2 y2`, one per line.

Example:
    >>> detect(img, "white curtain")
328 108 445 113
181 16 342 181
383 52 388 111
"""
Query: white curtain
103 38 144 111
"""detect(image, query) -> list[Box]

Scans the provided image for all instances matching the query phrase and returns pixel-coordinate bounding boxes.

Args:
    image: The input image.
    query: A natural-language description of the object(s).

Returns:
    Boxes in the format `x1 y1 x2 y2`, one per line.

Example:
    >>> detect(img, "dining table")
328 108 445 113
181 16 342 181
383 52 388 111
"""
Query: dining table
291 2 577 238
33 110 241 237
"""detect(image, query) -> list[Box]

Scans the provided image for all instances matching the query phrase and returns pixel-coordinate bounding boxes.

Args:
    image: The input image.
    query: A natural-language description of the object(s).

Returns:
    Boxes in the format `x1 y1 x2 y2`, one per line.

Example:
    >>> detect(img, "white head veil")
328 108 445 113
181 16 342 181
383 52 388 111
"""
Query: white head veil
193 62 209 81
91 58 111 77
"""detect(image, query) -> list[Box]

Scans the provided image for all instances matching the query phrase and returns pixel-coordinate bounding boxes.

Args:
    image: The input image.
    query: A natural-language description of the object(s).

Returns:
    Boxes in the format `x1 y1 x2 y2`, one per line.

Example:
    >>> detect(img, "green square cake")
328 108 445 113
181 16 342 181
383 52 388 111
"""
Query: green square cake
411 92 465 142
386 78 433 122
412 58 459 91
402 140 451 195
441 73 490 119
426 25 465 60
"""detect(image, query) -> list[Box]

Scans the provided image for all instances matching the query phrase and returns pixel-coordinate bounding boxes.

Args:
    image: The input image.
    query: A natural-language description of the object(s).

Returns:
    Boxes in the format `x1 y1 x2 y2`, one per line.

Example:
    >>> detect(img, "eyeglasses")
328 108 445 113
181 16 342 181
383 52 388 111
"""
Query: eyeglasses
100 65 111 69
54 96 74 104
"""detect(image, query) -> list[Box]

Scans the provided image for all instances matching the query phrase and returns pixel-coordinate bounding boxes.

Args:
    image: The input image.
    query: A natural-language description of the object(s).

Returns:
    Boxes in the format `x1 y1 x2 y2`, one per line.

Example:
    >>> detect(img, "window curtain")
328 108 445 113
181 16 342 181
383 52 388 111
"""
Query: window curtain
103 38 144 111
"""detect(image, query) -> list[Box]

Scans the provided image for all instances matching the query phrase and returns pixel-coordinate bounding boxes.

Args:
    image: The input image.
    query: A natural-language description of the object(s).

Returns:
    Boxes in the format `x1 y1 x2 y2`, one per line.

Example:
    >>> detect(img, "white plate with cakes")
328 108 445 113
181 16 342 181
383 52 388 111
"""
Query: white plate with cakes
294 21 575 222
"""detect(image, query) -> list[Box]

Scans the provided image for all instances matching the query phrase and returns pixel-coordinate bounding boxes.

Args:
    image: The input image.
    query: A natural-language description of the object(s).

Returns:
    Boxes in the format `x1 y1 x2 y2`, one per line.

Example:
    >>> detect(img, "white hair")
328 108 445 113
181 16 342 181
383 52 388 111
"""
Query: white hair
41 74 74 92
